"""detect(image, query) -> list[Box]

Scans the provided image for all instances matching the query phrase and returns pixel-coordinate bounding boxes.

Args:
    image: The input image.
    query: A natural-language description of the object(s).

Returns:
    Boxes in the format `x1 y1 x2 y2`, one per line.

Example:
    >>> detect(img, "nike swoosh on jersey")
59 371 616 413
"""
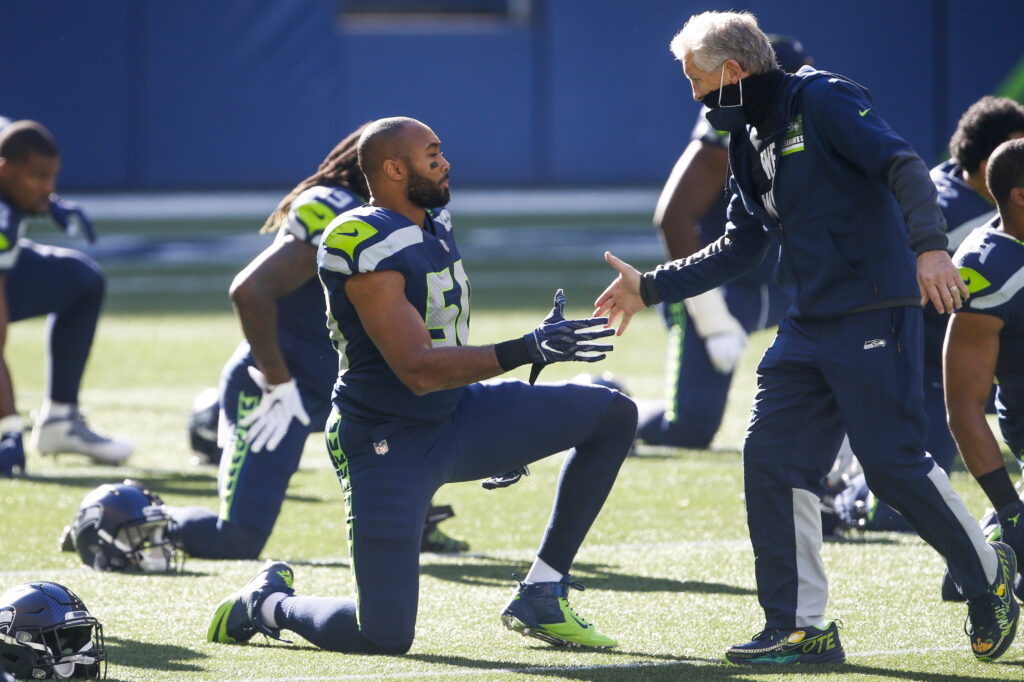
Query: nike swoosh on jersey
858 108 870 116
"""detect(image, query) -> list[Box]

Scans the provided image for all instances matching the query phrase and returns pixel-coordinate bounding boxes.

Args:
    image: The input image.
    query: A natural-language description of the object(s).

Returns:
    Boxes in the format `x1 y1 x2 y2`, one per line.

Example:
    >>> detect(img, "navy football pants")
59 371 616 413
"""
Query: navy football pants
5 241 104 403
276 379 636 653
744 308 993 629
171 342 333 559
637 280 787 448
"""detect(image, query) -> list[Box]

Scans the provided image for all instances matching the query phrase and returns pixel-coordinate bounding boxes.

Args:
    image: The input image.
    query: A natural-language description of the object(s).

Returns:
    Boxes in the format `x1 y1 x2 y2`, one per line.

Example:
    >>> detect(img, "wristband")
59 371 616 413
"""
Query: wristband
494 338 531 371
640 272 663 306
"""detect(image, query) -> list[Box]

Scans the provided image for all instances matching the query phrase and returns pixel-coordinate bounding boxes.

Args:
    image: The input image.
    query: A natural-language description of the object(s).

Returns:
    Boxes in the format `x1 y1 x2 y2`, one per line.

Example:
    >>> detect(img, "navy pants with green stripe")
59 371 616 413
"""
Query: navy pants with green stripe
274 379 636 653
170 343 332 559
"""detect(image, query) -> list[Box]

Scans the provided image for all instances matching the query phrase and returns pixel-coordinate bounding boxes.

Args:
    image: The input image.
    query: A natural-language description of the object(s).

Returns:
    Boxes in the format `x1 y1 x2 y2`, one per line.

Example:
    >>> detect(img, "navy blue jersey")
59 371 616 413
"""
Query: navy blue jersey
274 185 363 393
922 161 999 366
0 196 29 272
318 205 468 423
953 220 1024 456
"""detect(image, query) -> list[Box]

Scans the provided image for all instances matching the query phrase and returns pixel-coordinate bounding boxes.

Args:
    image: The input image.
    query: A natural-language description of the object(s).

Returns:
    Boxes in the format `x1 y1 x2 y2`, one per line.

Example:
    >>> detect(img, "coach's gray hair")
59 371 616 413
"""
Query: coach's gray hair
670 11 777 74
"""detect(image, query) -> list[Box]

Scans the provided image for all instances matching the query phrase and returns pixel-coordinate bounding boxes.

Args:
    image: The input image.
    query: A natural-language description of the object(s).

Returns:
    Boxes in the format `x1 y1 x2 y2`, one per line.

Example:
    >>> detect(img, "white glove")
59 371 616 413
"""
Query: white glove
239 367 311 453
684 287 747 374
704 332 747 374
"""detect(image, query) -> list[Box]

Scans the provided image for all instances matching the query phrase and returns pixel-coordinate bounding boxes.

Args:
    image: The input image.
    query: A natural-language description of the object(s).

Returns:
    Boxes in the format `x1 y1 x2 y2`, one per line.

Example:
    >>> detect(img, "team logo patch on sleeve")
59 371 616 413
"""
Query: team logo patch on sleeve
958 266 990 294
295 201 338 238
324 220 379 261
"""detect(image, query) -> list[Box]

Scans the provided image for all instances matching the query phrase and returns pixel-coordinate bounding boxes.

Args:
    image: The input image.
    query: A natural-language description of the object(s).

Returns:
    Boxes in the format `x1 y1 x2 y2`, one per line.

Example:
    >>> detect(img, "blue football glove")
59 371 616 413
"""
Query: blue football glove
49 194 96 243
525 289 613 363
481 465 530 490
0 429 25 477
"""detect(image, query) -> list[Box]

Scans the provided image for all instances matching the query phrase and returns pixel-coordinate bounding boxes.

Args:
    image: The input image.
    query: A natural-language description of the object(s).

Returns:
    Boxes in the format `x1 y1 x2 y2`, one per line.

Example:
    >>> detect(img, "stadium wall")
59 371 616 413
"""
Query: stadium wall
1 0 1021 191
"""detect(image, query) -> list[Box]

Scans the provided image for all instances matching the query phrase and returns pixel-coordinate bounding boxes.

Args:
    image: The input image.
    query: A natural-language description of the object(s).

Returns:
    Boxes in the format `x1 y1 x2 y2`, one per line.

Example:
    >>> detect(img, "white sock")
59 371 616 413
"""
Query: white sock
40 400 73 421
260 592 286 628
524 556 562 584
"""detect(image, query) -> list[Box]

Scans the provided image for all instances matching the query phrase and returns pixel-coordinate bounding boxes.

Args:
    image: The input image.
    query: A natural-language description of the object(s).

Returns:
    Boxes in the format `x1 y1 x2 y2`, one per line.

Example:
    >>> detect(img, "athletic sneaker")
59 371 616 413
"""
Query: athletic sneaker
965 541 1019 661
30 409 133 463
420 526 469 553
725 621 845 665
943 509 1024 604
500 576 617 648
420 504 469 553
208 560 295 644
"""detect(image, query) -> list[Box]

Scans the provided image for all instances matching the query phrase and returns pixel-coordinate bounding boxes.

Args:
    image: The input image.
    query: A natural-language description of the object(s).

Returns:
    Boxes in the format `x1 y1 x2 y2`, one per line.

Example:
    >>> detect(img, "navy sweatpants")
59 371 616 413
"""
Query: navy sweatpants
5 241 104 403
637 280 787 448
276 379 637 653
170 342 333 559
743 308 993 629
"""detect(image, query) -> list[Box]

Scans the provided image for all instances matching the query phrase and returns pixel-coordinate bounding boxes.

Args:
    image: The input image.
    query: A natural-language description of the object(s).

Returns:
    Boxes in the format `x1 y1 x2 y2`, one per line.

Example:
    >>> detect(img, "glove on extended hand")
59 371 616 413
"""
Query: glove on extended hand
240 367 311 453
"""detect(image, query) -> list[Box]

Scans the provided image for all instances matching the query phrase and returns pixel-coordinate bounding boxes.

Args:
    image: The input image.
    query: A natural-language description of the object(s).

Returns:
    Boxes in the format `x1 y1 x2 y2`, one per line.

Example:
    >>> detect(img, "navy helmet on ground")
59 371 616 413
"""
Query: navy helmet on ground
70 481 182 572
0 581 105 679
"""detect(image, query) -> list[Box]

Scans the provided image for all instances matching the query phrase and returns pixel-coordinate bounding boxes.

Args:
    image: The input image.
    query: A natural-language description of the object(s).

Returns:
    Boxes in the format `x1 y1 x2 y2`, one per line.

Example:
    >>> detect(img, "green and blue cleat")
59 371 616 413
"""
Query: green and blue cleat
725 621 845 665
966 540 1019 661
208 560 295 644
500 575 617 648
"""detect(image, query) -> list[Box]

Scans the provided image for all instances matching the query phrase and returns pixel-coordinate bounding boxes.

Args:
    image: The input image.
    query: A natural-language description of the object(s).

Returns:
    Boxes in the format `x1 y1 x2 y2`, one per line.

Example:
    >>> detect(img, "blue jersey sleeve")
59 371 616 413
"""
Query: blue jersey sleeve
691 110 729 148
0 201 23 272
284 186 363 247
954 227 1024 325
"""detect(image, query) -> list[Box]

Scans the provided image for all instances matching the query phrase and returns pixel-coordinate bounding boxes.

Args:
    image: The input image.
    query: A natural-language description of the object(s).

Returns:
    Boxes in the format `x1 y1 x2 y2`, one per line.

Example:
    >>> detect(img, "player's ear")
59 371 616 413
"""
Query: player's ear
382 158 404 181
1010 186 1024 209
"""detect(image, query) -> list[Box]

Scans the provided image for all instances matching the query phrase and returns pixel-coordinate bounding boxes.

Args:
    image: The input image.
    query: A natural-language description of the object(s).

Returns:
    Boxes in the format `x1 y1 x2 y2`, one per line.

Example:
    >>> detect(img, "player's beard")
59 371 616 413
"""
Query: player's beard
407 168 450 208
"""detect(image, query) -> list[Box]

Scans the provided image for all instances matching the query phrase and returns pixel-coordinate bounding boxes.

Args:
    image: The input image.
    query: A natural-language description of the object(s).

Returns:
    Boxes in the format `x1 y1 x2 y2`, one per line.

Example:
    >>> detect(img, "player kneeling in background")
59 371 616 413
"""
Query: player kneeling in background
170 123 468 559
943 138 1024 605
0 120 132 476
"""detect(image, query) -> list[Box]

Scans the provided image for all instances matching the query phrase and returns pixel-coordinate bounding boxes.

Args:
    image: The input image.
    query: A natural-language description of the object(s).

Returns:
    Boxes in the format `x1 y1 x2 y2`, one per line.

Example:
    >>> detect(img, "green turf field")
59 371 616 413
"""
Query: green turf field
3 301 1022 680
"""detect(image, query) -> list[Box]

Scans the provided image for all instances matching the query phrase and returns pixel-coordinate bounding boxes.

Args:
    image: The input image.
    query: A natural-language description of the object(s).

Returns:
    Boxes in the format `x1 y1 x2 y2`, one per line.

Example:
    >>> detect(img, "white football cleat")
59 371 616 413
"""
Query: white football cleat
30 409 133 464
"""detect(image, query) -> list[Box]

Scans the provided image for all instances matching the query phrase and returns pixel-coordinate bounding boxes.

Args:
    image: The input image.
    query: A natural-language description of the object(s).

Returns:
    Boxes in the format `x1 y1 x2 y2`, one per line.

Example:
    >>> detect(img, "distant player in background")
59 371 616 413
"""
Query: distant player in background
168 124 468 559
943 137 1024 598
635 35 811 449
207 116 635 654
0 120 132 476
831 97 1024 532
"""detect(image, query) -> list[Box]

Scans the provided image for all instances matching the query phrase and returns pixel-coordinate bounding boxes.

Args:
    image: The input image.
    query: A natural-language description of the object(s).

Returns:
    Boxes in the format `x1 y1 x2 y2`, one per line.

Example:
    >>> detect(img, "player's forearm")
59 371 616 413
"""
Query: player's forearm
393 345 506 396
231 288 291 385
0 357 16 417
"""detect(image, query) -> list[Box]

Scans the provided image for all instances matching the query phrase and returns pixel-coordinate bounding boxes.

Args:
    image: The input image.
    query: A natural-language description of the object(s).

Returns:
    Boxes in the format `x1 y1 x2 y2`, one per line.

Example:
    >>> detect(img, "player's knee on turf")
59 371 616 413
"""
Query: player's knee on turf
218 519 270 560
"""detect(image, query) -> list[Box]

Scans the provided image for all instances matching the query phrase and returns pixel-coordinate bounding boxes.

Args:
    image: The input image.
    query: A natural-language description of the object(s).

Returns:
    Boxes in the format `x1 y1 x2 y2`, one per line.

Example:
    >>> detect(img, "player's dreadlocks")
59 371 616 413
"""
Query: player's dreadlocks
260 122 372 233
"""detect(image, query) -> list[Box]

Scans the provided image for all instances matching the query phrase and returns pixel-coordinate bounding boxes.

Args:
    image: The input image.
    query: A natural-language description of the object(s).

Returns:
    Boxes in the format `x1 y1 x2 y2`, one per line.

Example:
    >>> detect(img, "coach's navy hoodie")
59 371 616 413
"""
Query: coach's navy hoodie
641 67 948 319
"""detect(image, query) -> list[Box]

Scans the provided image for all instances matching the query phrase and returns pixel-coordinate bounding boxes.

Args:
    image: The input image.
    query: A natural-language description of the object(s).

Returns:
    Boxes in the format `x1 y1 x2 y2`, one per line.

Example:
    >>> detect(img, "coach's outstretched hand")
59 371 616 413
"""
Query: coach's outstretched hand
49 194 97 244
240 367 311 453
524 289 614 367
594 252 645 335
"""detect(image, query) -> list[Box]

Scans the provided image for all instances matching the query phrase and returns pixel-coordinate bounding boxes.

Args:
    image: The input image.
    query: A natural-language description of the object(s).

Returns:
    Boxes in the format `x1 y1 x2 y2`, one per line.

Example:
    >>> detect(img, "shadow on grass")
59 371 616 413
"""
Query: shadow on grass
104 635 206 676
405 652 1020 681
19 471 323 503
420 556 755 596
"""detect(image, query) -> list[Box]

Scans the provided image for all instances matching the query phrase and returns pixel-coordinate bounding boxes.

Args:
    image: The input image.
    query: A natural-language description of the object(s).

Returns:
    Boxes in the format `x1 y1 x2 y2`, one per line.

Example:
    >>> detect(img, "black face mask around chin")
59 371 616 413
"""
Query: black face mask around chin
701 81 748 134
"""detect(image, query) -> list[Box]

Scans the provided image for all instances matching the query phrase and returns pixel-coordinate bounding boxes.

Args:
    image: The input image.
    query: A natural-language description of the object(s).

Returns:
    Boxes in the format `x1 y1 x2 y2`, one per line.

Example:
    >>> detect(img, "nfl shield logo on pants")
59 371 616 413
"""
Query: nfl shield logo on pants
373 439 389 455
